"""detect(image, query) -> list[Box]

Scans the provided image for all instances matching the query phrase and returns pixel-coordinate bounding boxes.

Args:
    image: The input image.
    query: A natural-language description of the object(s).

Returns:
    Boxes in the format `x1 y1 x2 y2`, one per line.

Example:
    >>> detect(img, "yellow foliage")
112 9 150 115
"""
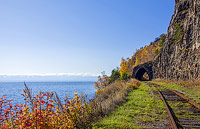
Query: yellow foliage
119 58 130 76
119 36 165 75
94 74 110 95
0 87 90 129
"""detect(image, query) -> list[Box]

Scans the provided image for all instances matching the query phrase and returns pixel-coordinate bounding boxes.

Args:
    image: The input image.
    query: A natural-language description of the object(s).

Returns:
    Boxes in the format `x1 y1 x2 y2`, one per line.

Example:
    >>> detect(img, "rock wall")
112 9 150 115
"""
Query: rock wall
153 0 200 80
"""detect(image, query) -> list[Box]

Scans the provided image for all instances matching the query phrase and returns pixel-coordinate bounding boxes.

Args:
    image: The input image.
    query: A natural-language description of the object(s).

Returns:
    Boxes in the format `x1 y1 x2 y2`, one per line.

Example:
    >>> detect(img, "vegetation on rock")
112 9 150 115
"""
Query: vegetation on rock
119 34 166 76
173 23 184 43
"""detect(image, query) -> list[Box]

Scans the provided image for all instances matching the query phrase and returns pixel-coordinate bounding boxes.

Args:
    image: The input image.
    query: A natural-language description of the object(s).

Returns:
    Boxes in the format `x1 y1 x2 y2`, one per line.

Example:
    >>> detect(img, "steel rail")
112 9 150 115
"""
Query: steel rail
167 88 200 110
149 82 200 110
147 82 200 128
156 89 178 129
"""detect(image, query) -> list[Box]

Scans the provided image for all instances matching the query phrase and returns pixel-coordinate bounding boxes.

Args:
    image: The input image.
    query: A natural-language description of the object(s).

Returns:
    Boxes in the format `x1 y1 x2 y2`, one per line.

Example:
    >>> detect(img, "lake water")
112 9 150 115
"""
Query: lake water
0 82 96 105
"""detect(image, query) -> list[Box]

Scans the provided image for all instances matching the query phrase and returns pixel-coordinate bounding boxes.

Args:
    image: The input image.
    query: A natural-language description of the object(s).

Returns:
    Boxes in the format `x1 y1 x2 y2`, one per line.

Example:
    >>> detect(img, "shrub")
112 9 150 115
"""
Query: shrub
126 79 141 90
94 74 110 90
0 83 90 129
173 23 184 42
155 48 160 56
120 72 131 81
159 34 166 47
94 74 110 95
89 79 140 121
109 68 120 84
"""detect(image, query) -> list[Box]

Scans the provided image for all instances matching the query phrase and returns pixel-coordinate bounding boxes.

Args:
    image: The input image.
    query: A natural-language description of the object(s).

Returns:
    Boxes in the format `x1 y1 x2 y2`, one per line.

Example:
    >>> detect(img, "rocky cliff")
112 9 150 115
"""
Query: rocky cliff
153 0 200 80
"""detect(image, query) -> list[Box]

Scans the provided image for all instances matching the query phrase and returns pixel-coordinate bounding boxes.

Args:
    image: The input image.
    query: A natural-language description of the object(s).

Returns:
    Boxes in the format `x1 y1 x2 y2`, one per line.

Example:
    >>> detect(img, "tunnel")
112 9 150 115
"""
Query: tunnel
132 61 153 81
135 68 150 81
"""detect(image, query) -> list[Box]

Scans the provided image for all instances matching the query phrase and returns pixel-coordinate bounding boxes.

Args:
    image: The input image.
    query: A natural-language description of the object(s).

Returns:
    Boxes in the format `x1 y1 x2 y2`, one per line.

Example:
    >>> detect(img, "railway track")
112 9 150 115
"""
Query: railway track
147 82 200 129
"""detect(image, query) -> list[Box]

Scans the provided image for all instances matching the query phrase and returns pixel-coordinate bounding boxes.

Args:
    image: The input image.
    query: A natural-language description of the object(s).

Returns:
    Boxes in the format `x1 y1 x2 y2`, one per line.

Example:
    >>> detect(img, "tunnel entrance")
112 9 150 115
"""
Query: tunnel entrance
135 68 150 81
132 61 153 81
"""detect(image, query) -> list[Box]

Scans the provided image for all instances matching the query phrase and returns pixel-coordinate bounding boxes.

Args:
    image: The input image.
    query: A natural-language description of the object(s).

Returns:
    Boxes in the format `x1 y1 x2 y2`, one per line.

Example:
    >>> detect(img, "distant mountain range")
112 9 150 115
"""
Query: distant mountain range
0 74 99 82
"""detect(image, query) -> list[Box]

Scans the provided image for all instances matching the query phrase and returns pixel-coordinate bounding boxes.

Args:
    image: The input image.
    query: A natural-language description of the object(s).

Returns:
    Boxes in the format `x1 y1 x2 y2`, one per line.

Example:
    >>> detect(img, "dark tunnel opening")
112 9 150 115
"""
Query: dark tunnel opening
135 68 150 81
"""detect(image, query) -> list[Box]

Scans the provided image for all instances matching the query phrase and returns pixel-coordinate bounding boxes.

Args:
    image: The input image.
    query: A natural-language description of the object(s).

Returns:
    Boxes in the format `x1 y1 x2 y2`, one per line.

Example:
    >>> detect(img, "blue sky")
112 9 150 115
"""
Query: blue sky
0 0 175 79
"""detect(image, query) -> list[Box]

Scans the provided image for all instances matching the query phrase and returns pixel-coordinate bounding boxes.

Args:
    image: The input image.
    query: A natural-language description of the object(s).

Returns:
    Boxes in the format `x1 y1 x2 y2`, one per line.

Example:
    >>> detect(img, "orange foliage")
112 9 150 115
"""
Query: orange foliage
0 85 89 129
94 74 110 95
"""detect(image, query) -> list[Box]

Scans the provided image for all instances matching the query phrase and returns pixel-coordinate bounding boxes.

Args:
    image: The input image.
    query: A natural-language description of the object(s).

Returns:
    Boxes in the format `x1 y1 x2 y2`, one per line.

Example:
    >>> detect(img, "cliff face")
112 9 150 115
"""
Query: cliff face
153 0 200 80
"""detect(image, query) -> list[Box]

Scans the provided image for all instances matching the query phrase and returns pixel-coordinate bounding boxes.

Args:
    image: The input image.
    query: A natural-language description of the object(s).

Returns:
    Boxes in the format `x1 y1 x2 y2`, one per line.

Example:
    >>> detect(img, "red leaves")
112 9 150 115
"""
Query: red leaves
41 100 45 105
0 90 88 128
0 96 15 127
47 104 53 108
41 94 47 98
3 108 10 115
37 110 40 113
16 104 22 108
2 126 8 129
49 100 53 103
7 100 12 103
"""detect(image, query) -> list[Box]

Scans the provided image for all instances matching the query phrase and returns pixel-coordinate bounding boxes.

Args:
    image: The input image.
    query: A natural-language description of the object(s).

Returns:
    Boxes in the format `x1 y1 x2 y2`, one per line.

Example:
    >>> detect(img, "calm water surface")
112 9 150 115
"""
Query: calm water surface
0 82 96 104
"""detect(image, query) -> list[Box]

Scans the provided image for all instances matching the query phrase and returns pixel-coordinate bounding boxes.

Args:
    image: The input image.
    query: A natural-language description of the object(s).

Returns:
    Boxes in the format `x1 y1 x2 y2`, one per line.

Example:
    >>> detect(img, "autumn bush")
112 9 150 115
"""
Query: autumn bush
0 83 90 129
94 74 110 95
89 79 140 121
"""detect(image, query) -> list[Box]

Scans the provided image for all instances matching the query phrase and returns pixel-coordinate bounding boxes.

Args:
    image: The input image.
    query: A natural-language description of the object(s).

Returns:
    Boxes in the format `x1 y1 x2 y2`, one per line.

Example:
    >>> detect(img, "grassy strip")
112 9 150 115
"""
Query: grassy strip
152 81 200 122
152 81 200 105
92 82 168 129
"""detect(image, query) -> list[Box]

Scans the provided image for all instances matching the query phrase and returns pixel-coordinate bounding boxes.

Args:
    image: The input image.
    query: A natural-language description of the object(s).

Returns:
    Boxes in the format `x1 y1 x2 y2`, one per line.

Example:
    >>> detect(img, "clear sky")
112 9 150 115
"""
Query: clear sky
0 0 175 77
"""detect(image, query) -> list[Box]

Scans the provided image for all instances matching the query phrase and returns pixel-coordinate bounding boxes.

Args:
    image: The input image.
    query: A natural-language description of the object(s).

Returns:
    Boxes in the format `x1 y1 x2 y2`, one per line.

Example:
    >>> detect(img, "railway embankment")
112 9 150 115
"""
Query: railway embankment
93 82 169 128
93 81 200 128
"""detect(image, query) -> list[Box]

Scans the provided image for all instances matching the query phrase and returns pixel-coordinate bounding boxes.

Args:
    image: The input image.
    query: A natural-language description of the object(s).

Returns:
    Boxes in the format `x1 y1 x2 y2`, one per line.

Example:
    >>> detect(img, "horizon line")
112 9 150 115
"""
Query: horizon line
0 73 100 77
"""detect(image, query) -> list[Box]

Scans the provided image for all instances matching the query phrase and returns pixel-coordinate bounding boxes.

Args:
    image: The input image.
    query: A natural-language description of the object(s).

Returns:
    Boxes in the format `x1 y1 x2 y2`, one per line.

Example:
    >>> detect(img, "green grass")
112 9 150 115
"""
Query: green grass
168 101 194 118
92 82 168 129
152 81 200 105
152 81 200 121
